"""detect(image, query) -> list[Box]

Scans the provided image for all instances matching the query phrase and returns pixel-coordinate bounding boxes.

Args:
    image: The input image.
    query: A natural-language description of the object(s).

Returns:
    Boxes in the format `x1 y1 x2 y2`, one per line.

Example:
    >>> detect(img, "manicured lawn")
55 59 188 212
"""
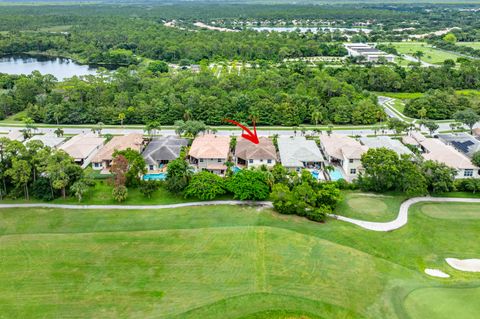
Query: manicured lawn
404 287 480 319
419 202 480 220
385 42 463 64
1 200 480 318
457 42 480 50
334 192 407 222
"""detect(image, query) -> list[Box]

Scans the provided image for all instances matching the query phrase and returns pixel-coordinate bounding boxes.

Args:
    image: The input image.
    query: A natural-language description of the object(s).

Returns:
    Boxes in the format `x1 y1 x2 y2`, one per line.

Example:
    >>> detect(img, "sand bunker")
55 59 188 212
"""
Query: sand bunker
425 268 450 278
446 258 480 272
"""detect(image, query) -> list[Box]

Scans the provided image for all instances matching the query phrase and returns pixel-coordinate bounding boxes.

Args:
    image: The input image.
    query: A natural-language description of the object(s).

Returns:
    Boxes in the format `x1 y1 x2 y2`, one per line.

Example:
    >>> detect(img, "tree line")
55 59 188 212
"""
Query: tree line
1 66 384 126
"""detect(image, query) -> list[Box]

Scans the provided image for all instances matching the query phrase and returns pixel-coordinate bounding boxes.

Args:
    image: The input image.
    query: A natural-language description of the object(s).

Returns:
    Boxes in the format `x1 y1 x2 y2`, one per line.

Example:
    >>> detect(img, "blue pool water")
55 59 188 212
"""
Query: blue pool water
143 173 167 181
233 166 241 173
329 169 344 181
311 170 320 180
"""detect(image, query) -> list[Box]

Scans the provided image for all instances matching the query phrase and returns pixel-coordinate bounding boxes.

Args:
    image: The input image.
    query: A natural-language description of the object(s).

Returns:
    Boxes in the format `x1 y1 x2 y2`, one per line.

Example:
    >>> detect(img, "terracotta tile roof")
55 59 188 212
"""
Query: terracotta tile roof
235 137 276 161
92 134 143 163
189 134 230 159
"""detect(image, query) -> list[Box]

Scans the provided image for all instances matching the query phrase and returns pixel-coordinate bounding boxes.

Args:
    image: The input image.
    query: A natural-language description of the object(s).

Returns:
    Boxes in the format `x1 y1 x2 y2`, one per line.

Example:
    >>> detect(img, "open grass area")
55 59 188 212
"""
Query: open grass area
1 199 480 318
419 202 480 220
457 42 480 50
385 42 463 64
404 287 480 319
335 192 407 222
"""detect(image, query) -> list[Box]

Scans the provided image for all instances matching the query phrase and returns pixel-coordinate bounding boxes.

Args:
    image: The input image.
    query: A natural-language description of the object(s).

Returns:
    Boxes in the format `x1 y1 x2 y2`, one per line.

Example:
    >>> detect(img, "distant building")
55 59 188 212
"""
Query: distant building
59 133 105 168
435 133 480 159
277 136 324 171
235 137 277 168
360 136 413 156
142 136 189 172
189 134 230 175
92 133 144 172
319 134 368 181
344 43 395 63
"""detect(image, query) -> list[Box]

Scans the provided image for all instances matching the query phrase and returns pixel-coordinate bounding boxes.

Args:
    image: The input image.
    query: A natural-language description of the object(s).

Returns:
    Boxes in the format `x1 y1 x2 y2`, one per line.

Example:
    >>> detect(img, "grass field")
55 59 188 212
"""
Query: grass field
457 42 480 50
334 192 407 222
1 198 480 318
385 42 463 64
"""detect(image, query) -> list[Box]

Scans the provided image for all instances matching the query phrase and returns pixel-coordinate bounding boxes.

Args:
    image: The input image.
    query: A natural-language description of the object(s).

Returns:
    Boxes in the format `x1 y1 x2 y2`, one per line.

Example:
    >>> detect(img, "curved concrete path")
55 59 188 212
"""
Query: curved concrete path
0 200 273 210
330 196 480 232
1 196 479 232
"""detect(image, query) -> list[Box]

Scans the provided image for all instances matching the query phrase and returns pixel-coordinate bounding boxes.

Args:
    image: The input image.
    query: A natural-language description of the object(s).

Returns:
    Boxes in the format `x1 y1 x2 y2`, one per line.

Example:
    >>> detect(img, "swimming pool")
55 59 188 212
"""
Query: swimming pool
329 168 344 181
233 166 241 174
143 173 167 181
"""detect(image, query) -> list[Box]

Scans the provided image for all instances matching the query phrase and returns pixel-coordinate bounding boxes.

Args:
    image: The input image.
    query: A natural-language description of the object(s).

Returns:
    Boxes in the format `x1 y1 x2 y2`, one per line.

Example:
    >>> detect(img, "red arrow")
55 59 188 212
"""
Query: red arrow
224 119 259 144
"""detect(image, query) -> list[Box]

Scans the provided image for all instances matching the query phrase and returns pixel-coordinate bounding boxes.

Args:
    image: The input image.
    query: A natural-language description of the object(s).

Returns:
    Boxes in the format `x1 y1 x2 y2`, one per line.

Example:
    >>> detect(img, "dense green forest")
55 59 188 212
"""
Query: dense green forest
1 2 480 64
0 66 384 126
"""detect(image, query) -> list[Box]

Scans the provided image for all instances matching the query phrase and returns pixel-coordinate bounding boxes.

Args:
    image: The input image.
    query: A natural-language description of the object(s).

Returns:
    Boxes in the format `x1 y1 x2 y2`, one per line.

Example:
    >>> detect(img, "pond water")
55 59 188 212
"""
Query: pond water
250 26 372 34
0 55 99 81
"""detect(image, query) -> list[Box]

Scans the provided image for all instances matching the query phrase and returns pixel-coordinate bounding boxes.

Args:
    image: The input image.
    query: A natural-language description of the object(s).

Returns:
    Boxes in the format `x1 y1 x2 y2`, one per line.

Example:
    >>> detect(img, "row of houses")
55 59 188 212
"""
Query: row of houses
5 129 480 180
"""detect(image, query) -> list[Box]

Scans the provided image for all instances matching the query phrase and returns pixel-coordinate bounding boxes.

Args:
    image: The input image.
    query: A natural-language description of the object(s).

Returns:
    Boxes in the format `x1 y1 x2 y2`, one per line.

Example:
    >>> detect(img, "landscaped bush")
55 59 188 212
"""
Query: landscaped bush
185 171 226 200
226 169 271 200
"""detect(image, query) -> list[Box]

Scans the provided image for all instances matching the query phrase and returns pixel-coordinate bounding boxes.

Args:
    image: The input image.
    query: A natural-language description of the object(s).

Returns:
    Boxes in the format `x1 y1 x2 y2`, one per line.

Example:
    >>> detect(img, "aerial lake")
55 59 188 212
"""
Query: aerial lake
0 55 99 80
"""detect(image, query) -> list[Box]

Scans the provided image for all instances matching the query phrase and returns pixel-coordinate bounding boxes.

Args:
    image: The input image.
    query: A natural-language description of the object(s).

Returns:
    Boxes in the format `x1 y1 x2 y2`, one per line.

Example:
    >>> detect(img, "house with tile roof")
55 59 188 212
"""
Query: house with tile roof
235 137 277 168
277 136 324 171
435 133 480 159
319 134 368 181
5 130 24 142
92 133 144 172
26 134 66 149
411 133 479 179
59 133 106 168
189 134 230 175
360 136 413 156
142 136 189 172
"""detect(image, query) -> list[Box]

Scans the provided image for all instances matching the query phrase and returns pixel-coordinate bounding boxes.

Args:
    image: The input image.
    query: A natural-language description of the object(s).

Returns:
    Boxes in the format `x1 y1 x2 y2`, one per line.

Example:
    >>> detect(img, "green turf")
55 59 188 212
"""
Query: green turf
419 202 480 219
334 192 406 222
1 201 480 318
456 42 480 50
404 287 480 319
385 42 463 64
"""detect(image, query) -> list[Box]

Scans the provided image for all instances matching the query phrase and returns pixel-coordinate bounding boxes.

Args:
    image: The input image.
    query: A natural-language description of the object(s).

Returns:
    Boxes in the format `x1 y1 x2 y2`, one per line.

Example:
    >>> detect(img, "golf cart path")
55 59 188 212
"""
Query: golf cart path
1 196 480 232
330 196 480 231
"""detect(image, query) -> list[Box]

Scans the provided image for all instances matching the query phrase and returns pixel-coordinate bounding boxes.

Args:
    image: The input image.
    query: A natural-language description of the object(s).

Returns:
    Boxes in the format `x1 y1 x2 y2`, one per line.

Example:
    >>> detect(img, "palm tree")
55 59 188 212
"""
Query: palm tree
118 112 126 128
183 109 192 121
54 128 64 137
311 111 322 126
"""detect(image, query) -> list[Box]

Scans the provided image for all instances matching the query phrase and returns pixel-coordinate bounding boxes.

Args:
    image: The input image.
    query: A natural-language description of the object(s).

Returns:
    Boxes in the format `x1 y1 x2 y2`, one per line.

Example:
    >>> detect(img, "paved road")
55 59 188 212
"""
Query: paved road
0 200 273 210
331 196 480 231
0 125 394 137
401 54 437 68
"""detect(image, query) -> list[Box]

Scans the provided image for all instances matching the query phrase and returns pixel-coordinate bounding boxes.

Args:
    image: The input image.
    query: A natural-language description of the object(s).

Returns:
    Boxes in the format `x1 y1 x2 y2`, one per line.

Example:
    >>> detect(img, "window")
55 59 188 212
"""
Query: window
94 162 100 168
249 159 253 164
260 159 264 162
464 169 473 177
349 159 354 163
149 165 154 171
218 159 222 162
350 168 357 175
199 159 204 162
267 159 272 164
